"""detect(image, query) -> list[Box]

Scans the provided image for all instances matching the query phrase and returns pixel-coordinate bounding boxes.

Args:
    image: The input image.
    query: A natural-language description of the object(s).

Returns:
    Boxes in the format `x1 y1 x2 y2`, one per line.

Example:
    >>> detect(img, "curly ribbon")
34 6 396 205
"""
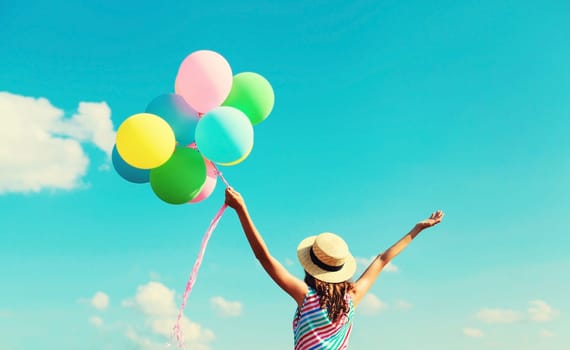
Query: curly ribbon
171 167 231 348
172 202 228 348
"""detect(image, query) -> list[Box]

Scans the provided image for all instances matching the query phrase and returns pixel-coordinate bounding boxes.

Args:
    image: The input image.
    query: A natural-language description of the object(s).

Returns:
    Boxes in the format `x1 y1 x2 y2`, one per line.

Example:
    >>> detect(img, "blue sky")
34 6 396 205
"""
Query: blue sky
1 0 569 349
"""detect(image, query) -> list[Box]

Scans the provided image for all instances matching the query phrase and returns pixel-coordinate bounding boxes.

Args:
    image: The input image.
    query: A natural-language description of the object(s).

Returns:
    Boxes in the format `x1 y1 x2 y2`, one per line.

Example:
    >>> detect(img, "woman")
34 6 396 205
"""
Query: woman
225 187 444 349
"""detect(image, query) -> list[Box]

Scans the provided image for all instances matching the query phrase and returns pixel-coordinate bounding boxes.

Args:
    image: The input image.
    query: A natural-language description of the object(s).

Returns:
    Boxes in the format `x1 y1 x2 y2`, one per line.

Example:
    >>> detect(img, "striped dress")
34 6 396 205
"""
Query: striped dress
293 287 354 350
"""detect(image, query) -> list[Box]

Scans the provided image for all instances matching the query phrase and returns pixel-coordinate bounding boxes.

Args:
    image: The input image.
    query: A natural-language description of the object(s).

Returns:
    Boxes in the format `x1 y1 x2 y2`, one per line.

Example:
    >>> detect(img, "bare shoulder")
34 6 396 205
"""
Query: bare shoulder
347 284 363 307
347 284 357 300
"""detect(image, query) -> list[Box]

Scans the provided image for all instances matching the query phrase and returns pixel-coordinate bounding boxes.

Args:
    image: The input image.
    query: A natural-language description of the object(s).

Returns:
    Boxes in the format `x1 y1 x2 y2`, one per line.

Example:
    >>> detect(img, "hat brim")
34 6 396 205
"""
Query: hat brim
297 235 357 284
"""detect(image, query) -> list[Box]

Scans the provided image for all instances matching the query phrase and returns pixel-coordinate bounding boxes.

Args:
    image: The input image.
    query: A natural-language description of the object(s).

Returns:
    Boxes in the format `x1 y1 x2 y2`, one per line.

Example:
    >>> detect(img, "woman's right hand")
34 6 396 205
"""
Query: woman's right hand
225 187 246 211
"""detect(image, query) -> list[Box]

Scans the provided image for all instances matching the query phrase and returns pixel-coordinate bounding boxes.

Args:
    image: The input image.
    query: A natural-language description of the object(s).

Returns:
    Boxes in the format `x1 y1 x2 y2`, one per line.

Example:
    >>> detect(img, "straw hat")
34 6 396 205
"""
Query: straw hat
297 232 356 283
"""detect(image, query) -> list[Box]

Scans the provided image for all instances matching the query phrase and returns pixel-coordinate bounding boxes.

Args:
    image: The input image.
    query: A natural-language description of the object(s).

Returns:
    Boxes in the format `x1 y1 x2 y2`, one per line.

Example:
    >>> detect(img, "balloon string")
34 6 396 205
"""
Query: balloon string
172 203 228 348
213 164 231 188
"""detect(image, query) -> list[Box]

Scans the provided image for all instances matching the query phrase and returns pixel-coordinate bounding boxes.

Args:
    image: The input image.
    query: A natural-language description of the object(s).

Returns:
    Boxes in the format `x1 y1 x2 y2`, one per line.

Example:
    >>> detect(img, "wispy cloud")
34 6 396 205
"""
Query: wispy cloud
125 327 164 350
89 316 104 328
355 295 412 315
463 327 484 338
394 299 413 311
528 300 559 322
357 293 387 315
210 296 243 317
539 329 554 338
383 262 398 272
475 300 559 324
475 308 523 324
355 256 398 273
0 91 114 194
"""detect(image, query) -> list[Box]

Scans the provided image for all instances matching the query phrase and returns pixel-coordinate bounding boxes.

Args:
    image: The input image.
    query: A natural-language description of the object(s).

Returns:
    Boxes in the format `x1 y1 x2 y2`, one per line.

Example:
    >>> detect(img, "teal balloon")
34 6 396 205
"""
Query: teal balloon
150 147 207 204
146 94 199 146
222 72 275 126
112 145 150 183
195 106 254 165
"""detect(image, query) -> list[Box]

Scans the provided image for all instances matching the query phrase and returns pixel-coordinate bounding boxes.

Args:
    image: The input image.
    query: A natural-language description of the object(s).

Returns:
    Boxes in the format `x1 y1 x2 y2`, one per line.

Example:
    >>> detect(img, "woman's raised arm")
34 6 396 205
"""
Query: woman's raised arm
226 188 308 306
350 211 444 307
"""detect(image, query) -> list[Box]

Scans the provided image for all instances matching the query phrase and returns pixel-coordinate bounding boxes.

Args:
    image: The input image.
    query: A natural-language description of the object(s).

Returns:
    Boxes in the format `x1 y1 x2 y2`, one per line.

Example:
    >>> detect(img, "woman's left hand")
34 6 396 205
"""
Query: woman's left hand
416 210 445 229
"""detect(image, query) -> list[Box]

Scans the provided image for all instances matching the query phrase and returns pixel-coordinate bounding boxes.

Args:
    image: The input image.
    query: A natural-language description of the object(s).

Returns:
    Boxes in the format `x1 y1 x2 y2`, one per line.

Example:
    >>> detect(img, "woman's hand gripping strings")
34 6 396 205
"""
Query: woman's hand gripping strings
225 188 308 305
349 210 445 308
225 187 246 211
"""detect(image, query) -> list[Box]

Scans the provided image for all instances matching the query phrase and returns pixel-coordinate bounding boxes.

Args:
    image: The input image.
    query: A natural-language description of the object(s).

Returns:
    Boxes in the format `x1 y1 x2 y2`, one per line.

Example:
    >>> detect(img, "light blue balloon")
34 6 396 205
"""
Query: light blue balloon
195 106 254 165
112 145 150 183
146 93 199 146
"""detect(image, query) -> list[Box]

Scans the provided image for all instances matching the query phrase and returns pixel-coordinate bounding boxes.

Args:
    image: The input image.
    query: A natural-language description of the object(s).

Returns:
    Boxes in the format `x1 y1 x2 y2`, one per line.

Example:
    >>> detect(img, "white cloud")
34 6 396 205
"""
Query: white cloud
463 327 484 338
475 301 559 325
395 299 413 311
126 326 212 350
98 163 110 171
384 262 398 272
0 310 11 318
355 256 398 273
355 256 374 268
151 317 215 342
528 300 559 322
125 327 164 350
91 292 110 310
89 316 104 328
539 329 554 338
126 281 178 317
357 293 387 315
123 281 214 349
210 296 243 317
0 91 114 194
54 101 114 155
475 308 523 324
284 258 294 266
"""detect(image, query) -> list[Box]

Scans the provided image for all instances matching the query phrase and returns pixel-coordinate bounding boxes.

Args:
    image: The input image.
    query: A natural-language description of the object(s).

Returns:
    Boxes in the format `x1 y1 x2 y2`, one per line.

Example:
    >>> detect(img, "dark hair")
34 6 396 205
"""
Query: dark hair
304 273 353 322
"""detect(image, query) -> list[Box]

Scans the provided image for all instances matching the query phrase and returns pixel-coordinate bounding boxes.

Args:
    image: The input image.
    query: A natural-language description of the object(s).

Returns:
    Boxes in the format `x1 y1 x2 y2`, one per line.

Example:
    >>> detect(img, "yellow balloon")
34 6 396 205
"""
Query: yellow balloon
217 143 253 166
116 113 176 169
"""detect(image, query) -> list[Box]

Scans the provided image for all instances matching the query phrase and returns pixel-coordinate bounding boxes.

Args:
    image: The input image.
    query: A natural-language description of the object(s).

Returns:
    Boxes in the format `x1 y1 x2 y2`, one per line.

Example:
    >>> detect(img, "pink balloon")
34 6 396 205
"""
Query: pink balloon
190 158 218 203
175 50 233 114
187 143 218 203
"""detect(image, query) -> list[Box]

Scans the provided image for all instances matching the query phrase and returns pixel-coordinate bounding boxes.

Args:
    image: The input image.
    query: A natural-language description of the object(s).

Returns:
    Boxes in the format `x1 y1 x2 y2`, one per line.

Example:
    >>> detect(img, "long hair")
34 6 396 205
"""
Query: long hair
304 273 353 323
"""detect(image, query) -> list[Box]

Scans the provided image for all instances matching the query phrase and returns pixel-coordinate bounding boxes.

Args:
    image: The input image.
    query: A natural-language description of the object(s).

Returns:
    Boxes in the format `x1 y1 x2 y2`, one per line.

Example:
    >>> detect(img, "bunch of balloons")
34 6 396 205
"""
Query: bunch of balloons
113 50 275 204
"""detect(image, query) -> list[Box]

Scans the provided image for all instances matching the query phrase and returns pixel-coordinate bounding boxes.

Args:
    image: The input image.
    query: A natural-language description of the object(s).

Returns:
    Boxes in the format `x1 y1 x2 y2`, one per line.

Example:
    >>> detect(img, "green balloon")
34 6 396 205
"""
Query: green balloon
222 72 275 126
150 147 207 204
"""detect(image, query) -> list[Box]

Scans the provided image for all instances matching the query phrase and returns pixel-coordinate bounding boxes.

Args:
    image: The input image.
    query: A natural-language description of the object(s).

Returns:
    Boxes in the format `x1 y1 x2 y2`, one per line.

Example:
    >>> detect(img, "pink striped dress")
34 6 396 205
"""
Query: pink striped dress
293 287 354 350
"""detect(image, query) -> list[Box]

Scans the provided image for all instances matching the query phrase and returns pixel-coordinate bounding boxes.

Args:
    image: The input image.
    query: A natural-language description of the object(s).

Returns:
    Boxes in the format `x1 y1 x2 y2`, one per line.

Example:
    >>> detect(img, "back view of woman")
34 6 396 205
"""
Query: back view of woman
225 188 444 349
